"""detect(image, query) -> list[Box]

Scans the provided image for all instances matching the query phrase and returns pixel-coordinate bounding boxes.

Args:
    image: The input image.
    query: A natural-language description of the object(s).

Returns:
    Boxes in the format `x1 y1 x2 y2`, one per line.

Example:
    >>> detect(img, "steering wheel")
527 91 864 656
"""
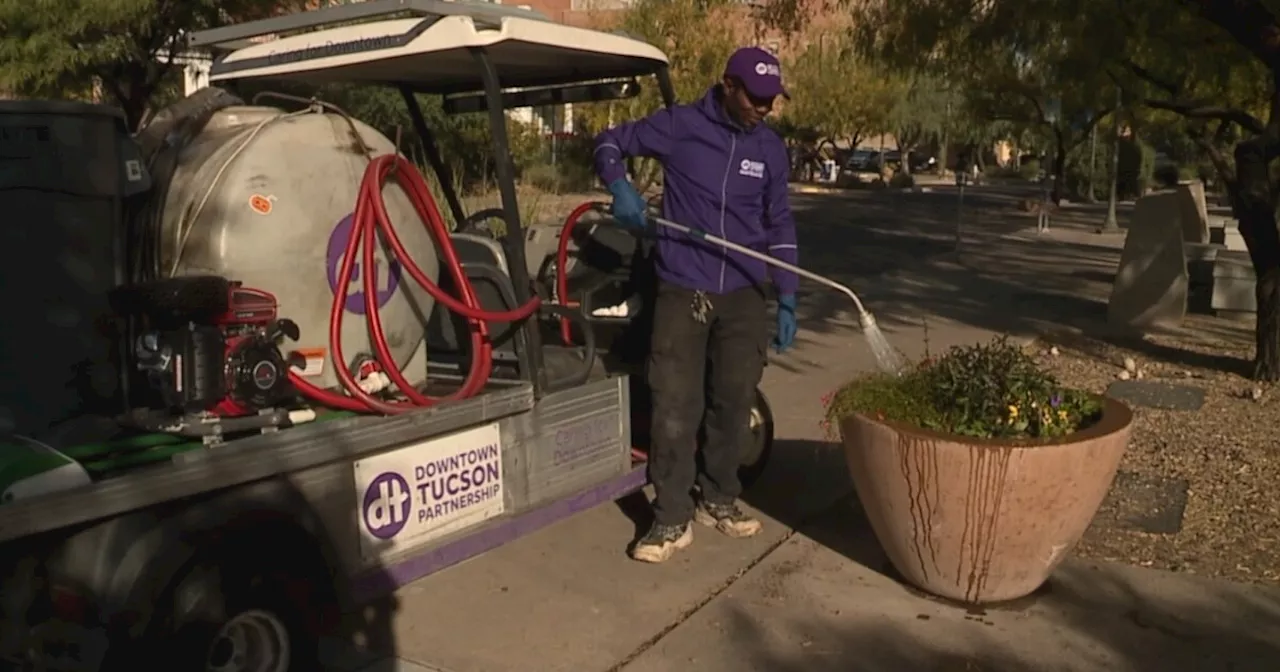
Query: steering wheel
455 208 507 237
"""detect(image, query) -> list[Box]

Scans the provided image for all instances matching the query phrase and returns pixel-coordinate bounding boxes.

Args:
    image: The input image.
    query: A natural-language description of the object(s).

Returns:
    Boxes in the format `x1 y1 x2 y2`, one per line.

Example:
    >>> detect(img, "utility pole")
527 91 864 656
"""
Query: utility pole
1087 124 1098 203
1101 87 1123 232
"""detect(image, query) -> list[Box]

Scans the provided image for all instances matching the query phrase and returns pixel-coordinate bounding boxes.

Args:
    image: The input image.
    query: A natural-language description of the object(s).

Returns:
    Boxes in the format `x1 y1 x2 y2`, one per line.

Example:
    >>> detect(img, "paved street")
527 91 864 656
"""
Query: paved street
327 185 1280 672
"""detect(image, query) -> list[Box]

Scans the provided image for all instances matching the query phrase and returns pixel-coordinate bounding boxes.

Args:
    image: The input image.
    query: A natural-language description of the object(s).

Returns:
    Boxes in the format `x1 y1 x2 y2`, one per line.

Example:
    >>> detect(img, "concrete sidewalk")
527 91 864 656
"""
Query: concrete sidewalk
609 221 1280 671
321 269 1013 672
620 498 1280 671
335 210 1279 671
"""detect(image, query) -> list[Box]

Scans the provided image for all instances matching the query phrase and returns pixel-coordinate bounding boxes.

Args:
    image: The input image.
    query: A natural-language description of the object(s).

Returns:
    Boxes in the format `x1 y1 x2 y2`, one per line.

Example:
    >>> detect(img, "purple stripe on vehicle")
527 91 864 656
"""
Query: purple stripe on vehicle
353 465 649 600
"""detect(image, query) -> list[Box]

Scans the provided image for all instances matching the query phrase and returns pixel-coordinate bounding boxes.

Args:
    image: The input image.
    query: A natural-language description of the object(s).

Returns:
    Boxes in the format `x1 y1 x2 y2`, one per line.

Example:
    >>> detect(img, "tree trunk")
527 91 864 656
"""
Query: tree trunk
1050 131 1068 205
1232 137 1280 380
936 127 949 176
1258 267 1280 380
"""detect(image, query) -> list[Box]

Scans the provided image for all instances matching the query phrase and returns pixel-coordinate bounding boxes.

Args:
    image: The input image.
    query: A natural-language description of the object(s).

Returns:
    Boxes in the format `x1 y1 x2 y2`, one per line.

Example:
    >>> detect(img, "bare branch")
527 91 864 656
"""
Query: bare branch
1213 117 1235 144
1143 98 1267 135
1121 57 1181 97
1015 90 1049 124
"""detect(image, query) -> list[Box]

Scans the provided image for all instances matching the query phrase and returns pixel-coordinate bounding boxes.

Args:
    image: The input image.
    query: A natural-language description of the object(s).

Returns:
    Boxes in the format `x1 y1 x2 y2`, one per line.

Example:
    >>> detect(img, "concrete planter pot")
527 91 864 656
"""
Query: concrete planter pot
839 396 1132 604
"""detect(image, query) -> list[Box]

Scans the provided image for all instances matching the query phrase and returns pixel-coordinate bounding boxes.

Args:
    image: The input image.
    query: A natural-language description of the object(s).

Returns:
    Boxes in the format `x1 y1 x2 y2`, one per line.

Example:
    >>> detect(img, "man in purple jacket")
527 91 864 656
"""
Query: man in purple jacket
594 46 800 563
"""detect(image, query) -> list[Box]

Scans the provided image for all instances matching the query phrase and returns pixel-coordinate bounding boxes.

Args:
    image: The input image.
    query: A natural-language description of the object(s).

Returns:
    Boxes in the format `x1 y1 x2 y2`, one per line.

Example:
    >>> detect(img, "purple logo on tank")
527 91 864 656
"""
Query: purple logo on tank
326 213 403 314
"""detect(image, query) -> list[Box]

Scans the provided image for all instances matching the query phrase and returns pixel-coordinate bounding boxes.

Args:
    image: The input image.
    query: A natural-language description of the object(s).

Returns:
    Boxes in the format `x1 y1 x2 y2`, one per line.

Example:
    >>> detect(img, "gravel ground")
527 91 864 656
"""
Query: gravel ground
1035 323 1280 586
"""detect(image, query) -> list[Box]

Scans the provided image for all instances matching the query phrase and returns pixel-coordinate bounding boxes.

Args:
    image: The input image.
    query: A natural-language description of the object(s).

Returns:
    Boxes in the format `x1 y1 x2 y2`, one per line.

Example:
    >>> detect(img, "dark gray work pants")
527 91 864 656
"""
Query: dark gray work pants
646 280 768 526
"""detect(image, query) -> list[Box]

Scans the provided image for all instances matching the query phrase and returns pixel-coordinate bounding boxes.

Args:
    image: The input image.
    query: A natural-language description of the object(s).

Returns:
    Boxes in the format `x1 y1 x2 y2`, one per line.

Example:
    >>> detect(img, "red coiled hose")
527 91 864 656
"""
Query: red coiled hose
556 201 608 346
289 154 542 414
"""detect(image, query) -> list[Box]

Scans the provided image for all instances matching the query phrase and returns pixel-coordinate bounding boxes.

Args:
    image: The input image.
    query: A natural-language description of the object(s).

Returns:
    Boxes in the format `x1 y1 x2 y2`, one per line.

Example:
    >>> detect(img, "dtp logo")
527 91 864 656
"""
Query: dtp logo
363 471 411 539
739 159 765 179
754 61 781 77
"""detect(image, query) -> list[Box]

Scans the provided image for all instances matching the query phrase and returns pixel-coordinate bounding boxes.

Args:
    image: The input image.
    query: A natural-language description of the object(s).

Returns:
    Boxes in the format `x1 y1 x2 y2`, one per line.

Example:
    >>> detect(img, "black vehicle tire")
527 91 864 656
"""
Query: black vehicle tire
130 552 320 671
737 387 775 491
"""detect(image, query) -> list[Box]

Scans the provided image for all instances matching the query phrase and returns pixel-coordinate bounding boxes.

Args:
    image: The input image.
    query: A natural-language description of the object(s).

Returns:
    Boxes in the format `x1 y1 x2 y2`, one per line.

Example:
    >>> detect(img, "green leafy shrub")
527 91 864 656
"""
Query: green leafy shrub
1152 163 1180 189
1018 159 1042 181
522 164 563 192
836 172 868 189
889 172 915 189
520 160 597 194
1116 137 1156 199
822 337 1103 441
986 163 1024 179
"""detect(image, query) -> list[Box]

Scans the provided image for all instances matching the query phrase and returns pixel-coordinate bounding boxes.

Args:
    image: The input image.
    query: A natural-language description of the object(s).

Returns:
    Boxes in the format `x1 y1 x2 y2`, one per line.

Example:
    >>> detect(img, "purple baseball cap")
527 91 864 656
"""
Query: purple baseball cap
723 46 790 100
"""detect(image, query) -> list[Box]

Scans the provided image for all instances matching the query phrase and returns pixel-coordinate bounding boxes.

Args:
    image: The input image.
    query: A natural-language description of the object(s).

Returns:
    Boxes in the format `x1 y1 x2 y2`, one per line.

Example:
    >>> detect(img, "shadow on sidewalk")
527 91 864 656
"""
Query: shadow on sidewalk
719 547 1280 672
722 436 1280 672
788 221 1255 379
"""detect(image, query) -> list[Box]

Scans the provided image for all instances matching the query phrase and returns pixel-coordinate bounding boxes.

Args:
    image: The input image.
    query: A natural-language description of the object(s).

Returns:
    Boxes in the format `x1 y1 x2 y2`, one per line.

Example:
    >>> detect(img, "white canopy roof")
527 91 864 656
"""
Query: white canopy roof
198 0 670 94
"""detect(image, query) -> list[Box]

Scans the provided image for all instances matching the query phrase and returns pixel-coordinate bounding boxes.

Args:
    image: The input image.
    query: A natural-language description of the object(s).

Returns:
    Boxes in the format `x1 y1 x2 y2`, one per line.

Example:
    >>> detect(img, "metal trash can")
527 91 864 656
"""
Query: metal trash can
0 100 150 438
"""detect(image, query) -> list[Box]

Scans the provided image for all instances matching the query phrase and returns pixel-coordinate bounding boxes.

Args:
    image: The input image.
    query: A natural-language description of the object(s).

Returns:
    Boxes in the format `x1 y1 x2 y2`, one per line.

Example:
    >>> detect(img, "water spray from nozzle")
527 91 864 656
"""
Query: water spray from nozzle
646 214 907 376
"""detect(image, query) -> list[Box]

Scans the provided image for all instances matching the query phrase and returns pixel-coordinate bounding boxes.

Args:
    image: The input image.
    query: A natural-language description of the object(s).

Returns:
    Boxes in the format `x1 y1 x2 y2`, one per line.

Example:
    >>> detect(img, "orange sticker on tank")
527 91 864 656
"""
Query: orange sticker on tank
249 194 274 215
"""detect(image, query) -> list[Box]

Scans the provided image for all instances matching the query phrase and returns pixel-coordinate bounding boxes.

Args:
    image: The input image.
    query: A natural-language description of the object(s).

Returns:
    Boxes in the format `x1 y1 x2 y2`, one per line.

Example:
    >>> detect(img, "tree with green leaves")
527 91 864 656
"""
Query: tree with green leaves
883 75 961 174
852 0 1117 199
572 0 744 190
1103 0 1280 380
0 0 304 130
781 34 895 150
851 0 1280 380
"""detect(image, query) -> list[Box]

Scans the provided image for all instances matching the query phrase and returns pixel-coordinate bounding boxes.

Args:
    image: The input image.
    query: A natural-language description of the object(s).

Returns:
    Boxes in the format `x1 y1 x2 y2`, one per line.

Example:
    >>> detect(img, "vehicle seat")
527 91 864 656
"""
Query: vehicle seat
424 233 591 388
425 233 523 374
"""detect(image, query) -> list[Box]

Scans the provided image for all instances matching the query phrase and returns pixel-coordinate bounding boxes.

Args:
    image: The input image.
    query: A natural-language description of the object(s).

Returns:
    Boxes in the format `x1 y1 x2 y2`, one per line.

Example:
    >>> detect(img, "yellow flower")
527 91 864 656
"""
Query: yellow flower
1058 410 1068 421
1007 405 1019 418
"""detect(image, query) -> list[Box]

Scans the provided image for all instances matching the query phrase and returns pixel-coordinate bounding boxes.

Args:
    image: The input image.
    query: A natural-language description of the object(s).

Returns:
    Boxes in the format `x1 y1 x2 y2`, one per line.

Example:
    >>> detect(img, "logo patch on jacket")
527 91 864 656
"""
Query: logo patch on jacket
739 159 765 179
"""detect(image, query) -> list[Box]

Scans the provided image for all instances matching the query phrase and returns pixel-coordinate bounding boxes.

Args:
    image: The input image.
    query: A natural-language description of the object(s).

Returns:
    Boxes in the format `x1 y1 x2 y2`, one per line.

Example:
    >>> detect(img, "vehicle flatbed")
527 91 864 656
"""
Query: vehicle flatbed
0 383 535 544
0 3 773 669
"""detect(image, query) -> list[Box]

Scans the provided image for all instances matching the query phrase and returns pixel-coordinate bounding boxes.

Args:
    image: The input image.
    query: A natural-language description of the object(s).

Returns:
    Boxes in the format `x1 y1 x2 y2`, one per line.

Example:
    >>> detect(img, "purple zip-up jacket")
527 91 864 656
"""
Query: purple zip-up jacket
593 87 799 296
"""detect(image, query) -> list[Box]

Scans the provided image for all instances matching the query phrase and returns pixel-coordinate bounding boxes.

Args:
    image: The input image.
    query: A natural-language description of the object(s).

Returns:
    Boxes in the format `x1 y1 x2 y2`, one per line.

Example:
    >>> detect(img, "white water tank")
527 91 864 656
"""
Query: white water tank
152 106 440 391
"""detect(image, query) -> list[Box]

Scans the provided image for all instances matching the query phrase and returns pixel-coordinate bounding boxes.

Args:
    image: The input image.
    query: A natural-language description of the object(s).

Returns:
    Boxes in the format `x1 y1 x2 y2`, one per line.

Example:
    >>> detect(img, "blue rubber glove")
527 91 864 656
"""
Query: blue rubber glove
774 294 797 353
607 178 648 231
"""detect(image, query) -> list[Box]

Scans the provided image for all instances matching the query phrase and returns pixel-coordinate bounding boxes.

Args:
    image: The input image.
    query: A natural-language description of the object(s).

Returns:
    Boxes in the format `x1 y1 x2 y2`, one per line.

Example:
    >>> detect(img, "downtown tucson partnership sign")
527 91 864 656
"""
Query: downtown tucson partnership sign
354 422 504 560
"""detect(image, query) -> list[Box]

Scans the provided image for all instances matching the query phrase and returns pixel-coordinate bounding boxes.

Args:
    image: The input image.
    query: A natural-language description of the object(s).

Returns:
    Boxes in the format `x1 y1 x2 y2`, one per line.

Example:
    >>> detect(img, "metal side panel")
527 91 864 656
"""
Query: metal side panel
282 461 366 576
524 375 632 508
0 385 534 544
352 463 648 599
313 411 534 576
340 375 633 580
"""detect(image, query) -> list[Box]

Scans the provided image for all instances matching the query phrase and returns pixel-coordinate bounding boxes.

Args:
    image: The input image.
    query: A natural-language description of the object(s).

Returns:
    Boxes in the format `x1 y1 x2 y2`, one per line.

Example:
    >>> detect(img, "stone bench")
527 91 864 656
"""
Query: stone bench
1175 181 1209 244
1207 215 1248 251
1211 250 1256 314
1184 242 1221 289
1109 192 1188 328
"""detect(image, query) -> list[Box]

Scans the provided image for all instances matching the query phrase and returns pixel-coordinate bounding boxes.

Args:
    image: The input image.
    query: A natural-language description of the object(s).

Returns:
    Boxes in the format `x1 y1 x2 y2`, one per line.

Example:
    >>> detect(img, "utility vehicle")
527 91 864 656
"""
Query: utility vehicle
0 1 776 669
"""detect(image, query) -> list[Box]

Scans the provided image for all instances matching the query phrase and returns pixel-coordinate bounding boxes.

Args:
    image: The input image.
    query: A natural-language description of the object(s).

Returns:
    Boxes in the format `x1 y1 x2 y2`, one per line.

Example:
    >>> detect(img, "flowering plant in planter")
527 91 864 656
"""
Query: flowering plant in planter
821 336 1128 605
821 336 1103 440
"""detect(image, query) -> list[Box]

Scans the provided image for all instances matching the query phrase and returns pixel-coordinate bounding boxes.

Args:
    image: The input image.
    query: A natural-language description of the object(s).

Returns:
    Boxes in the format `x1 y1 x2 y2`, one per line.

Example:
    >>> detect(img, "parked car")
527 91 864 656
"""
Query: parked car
845 149 881 171
909 154 937 172
844 149 935 173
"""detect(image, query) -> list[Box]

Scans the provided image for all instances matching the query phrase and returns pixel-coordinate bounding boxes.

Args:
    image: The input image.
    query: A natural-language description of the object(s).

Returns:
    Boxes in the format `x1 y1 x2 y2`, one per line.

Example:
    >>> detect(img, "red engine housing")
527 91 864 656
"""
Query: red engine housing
122 277 300 418
208 284 298 418
211 284 280 328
